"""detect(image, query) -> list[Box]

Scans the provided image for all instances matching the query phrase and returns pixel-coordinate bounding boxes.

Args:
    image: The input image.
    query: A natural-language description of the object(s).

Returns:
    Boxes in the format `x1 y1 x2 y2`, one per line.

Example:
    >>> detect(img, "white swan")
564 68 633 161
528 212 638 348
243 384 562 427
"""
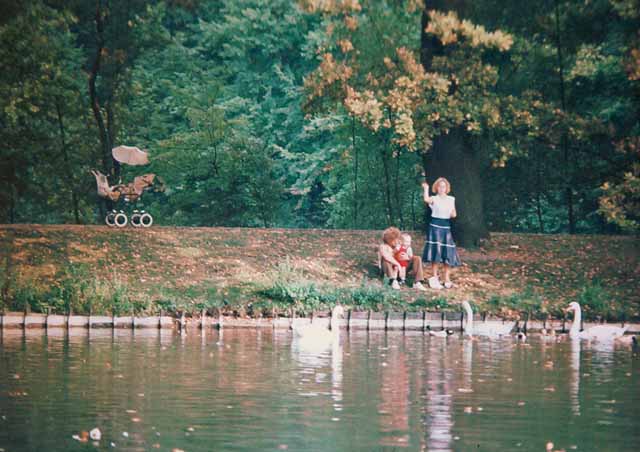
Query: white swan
461 300 515 337
566 302 627 340
291 305 345 342
615 334 638 347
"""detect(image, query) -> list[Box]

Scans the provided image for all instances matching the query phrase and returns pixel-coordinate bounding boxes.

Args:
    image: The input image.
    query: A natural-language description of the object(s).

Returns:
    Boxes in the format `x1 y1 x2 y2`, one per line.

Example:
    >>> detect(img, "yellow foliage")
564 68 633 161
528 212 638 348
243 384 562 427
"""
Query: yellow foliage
343 15 358 30
303 53 353 101
344 85 384 131
425 10 513 51
299 0 362 14
406 0 424 14
337 39 354 53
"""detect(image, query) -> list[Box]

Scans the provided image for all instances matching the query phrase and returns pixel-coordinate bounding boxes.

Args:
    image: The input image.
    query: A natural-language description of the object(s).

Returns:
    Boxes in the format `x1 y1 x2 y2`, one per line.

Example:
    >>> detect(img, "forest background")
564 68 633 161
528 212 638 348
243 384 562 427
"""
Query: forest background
1 0 639 246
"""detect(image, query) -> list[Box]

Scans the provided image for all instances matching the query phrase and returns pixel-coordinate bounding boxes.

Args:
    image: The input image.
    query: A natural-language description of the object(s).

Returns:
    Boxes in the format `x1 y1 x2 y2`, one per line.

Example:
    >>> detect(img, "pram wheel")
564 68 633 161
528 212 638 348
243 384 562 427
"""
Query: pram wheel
140 212 153 228
105 211 116 227
114 212 128 228
131 212 142 227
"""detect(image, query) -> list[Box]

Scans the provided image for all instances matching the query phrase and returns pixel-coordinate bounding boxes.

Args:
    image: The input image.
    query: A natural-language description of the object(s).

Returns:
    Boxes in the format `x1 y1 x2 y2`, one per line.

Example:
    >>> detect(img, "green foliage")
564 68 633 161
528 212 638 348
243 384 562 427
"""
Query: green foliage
1 0 638 234
3 267 154 316
577 281 610 320
485 287 544 318
410 297 454 312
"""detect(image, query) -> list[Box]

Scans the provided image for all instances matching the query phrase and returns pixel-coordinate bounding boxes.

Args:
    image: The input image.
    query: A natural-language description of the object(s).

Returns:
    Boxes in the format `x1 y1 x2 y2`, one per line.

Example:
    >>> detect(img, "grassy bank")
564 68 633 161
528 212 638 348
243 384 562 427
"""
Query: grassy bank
1 225 638 321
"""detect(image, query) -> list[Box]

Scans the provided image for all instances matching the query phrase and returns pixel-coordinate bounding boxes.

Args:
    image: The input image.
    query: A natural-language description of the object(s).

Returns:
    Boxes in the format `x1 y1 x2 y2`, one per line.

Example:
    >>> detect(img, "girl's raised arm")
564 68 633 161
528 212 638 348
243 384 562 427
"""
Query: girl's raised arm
422 182 433 204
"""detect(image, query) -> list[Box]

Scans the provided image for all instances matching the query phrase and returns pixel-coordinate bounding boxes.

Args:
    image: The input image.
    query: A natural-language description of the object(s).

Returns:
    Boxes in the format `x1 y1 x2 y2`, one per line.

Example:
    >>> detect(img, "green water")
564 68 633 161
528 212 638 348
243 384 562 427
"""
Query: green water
0 328 638 451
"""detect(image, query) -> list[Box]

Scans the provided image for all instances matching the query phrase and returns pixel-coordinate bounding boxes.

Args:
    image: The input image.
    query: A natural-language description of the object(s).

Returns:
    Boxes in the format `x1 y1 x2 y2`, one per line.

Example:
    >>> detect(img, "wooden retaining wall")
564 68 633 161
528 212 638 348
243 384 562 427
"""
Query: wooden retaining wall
1 311 638 334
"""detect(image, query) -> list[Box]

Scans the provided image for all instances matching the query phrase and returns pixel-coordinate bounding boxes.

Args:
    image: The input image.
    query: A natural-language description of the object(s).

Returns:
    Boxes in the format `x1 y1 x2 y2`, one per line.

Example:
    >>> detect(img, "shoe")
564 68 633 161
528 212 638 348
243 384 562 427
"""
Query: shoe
413 281 427 291
443 281 453 289
428 276 443 290
391 280 401 290
398 279 406 286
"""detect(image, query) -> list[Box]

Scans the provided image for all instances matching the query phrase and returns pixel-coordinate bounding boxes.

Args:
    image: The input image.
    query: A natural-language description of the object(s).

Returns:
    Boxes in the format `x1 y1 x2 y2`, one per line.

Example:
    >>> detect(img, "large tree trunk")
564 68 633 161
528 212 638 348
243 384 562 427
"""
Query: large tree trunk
88 2 111 178
553 0 575 233
422 130 489 247
420 0 489 248
89 1 114 219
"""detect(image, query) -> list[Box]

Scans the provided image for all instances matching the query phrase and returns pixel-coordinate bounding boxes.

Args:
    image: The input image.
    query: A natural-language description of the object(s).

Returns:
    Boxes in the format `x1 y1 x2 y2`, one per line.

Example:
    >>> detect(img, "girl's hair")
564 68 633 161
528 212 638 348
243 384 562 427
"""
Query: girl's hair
401 233 412 242
382 227 401 245
432 177 451 194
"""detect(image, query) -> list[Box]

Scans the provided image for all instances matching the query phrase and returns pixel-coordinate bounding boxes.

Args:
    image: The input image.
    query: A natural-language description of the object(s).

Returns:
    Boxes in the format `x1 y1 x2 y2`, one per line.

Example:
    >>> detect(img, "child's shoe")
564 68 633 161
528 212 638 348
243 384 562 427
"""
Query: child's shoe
391 279 401 290
428 276 443 290
443 281 454 289
413 281 427 291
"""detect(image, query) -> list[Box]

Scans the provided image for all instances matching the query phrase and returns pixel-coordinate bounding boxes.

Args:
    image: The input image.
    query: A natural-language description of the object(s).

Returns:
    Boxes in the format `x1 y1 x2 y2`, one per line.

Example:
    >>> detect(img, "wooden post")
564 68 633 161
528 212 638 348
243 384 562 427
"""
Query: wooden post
201 308 206 329
159 309 163 329
347 309 352 331
441 312 445 330
562 313 566 333
217 308 223 330
403 311 407 331
422 311 427 332
366 310 371 331
384 311 389 330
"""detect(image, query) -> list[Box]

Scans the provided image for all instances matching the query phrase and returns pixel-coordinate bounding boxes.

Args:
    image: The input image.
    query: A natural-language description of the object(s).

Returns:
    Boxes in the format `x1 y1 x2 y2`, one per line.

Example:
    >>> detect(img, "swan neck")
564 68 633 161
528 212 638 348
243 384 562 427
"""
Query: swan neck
569 306 581 335
463 307 473 332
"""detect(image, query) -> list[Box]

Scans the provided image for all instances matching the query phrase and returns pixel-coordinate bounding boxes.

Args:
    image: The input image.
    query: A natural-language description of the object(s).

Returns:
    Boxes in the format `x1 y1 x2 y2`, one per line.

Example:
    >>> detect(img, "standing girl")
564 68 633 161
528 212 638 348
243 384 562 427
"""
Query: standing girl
421 177 461 289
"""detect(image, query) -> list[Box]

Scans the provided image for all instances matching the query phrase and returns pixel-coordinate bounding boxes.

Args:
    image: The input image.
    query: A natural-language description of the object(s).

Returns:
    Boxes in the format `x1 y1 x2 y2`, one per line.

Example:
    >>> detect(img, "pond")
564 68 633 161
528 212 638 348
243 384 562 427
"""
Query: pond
1 328 638 451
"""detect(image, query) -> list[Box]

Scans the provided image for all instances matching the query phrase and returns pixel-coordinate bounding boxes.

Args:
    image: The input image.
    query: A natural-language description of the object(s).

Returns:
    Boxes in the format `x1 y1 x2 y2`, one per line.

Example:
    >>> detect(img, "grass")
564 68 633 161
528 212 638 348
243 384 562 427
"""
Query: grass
0 224 638 320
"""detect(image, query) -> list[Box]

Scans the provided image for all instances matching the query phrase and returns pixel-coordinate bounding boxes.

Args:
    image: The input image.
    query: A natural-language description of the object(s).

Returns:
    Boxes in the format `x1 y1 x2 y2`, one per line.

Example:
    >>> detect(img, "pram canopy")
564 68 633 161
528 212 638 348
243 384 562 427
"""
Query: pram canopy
112 145 149 166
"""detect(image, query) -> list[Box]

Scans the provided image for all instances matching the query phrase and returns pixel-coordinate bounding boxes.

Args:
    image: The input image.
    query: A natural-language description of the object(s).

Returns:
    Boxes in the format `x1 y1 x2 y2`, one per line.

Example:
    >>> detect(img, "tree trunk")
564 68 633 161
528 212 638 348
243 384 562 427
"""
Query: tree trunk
352 117 359 227
422 129 489 247
394 147 404 229
55 101 80 223
420 1 489 247
379 145 394 224
88 0 112 178
553 0 575 233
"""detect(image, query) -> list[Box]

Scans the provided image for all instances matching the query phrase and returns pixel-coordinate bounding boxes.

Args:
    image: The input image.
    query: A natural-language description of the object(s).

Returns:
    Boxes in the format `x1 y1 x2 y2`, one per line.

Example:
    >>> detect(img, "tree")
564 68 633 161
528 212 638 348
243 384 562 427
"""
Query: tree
301 1 515 245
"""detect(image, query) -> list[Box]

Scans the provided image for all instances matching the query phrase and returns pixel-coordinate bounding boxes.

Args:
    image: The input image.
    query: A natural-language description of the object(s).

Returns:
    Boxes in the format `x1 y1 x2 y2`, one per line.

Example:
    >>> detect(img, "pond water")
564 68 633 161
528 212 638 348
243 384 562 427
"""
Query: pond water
1 328 638 451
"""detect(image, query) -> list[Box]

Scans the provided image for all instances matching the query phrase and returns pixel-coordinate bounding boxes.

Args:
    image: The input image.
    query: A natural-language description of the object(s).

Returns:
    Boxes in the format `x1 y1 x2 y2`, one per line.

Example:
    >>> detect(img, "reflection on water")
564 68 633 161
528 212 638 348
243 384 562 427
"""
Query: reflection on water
570 339 581 416
1 328 639 452
423 339 454 452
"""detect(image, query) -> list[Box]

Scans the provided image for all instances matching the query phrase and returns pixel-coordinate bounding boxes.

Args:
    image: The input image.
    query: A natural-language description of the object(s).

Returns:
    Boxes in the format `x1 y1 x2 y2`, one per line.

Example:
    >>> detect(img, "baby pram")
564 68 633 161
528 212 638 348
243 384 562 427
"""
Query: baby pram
92 145 164 227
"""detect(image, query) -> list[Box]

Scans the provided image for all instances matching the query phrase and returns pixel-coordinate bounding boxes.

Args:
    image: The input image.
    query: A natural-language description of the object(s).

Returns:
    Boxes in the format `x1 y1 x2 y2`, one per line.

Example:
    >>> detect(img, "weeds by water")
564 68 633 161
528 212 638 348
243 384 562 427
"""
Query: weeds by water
1 260 635 321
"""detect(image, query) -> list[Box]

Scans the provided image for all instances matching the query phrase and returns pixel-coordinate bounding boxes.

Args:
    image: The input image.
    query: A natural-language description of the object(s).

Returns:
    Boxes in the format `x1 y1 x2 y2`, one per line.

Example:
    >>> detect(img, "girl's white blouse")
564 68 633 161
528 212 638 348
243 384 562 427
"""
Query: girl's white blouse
430 195 455 219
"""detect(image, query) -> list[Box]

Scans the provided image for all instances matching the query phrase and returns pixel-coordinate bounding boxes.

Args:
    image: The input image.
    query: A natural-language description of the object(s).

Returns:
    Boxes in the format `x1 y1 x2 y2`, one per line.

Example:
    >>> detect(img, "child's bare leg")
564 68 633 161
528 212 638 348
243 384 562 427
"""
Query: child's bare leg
443 264 451 283
431 262 439 279
382 262 399 280
398 266 406 281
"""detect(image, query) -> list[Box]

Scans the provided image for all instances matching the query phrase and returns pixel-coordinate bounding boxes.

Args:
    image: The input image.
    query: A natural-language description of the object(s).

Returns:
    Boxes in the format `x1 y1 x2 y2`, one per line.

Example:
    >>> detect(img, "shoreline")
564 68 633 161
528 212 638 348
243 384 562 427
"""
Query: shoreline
2 311 638 334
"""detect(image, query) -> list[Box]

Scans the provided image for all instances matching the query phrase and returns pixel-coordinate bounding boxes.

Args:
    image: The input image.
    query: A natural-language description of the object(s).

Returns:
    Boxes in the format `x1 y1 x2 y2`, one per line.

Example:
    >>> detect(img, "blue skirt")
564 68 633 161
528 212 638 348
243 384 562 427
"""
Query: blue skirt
422 218 461 267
